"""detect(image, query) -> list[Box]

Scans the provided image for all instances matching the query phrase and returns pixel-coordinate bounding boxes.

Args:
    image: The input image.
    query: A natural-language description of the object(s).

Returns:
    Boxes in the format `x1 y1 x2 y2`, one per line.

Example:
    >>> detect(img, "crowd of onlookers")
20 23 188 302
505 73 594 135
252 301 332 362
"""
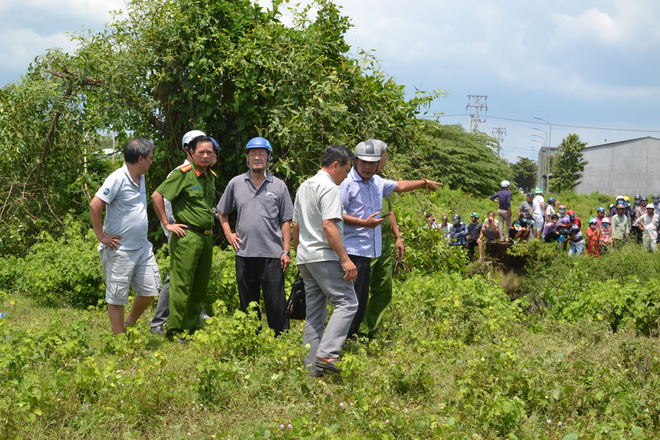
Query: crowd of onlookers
424 180 660 260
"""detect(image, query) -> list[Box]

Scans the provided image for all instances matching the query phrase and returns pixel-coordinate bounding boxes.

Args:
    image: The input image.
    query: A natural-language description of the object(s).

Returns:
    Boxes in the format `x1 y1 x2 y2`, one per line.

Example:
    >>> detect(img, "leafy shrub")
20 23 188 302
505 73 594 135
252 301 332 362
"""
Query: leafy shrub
394 213 467 278
513 240 660 334
391 272 521 345
13 216 105 308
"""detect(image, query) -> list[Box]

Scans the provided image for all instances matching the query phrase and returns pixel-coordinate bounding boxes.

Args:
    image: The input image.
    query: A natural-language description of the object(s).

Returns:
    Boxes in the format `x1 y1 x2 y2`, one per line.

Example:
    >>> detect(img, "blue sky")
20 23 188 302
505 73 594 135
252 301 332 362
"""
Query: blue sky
3 0 659 162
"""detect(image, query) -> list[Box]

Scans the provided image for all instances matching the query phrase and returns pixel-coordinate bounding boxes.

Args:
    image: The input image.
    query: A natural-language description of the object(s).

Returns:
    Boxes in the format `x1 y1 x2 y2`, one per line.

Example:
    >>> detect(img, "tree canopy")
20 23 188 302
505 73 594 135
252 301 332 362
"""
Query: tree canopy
408 121 513 197
0 0 442 255
550 133 588 193
510 157 536 192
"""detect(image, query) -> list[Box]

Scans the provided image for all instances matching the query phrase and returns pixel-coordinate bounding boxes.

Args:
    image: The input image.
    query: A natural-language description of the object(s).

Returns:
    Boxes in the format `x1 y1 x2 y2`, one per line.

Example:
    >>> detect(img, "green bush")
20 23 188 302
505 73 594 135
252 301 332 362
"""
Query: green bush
391 272 521 345
14 217 105 308
512 240 660 334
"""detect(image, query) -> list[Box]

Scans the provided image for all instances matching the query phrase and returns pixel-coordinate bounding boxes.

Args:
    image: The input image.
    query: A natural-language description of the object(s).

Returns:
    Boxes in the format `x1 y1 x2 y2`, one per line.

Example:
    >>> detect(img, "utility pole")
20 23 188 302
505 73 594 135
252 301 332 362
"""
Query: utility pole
466 95 487 133
491 127 506 157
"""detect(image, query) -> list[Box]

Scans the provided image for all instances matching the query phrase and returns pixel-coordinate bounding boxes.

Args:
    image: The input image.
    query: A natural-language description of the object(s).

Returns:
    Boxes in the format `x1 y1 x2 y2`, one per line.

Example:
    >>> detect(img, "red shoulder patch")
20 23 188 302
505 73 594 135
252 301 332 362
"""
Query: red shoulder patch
194 168 201 177
180 164 193 173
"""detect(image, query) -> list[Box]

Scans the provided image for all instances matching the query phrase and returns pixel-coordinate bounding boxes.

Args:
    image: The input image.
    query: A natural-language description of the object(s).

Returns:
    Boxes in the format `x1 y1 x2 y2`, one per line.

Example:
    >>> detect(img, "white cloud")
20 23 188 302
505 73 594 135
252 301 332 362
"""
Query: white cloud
552 8 622 45
0 28 74 75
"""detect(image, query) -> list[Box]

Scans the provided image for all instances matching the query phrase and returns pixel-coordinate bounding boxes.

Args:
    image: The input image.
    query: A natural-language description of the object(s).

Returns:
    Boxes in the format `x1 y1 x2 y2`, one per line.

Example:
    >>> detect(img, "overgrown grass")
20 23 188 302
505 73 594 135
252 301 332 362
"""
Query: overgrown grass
4 190 660 438
2 271 660 439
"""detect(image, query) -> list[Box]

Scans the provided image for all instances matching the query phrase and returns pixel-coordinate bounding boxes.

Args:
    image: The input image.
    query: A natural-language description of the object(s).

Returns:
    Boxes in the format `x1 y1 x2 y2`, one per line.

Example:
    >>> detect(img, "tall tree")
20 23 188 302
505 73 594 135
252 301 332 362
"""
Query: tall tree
550 133 588 193
510 157 536 192
407 121 513 197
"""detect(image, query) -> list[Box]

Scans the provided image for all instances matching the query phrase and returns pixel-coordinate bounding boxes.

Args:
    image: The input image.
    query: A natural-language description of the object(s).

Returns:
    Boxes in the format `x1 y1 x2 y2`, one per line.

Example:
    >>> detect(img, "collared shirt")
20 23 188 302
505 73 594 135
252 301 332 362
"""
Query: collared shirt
611 213 629 239
600 225 612 243
156 162 216 230
293 170 344 264
94 164 148 250
339 167 397 258
216 170 293 258
490 189 511 210
637 213 660 241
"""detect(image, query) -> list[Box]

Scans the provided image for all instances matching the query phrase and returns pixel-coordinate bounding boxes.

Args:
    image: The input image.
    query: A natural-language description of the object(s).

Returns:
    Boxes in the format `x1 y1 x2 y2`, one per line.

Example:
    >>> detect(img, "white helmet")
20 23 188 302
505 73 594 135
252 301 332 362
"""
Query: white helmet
182 130 206 150
501 180 510 188
354 140 383 162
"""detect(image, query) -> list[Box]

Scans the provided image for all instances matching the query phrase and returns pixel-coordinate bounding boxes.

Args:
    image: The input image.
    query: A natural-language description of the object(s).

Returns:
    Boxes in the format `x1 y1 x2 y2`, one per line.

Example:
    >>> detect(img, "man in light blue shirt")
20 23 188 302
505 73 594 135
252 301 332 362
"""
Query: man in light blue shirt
339 139 440 339
90 138 160 335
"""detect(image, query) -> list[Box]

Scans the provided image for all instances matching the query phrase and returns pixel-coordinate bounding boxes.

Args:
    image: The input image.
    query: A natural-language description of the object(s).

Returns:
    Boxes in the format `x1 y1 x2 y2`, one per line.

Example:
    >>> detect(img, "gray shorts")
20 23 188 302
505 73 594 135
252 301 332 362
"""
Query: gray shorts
99 242 161 305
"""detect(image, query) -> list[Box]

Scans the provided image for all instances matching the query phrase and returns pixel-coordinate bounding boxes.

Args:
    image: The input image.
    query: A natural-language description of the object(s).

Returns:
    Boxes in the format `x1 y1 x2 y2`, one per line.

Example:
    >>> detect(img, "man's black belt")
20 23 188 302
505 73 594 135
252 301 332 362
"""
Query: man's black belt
183 224 212 235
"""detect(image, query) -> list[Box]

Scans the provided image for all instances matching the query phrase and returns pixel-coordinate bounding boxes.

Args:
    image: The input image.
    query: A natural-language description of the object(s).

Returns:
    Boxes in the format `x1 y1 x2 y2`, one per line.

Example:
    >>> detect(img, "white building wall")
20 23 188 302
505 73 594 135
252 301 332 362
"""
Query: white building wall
576 137 660 196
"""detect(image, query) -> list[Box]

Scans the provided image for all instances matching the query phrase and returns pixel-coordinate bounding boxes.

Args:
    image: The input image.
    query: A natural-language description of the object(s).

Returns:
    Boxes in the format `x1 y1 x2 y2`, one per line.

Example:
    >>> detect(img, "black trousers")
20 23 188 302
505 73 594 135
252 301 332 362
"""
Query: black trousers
236 256 289 336
346 255 373 339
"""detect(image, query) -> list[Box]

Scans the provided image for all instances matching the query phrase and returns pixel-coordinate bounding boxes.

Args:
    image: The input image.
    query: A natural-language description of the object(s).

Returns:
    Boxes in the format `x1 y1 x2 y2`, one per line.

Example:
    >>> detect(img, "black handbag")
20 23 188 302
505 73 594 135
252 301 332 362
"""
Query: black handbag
286 276 306 320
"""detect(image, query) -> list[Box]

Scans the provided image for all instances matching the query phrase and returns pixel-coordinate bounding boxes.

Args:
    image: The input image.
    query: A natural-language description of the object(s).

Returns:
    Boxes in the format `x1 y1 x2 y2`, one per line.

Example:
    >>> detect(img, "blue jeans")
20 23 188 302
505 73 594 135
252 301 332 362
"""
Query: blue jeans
569 240 585 256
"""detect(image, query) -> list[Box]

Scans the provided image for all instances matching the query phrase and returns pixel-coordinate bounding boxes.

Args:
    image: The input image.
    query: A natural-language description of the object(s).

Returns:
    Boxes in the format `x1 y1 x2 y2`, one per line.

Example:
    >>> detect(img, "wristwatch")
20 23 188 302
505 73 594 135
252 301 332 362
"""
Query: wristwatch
282 251 291 256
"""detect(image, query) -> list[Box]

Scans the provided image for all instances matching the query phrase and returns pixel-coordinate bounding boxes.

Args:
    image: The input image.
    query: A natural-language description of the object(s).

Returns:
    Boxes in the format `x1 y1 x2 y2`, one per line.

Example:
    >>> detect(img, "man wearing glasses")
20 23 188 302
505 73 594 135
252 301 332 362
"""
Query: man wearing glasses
217 137 294 336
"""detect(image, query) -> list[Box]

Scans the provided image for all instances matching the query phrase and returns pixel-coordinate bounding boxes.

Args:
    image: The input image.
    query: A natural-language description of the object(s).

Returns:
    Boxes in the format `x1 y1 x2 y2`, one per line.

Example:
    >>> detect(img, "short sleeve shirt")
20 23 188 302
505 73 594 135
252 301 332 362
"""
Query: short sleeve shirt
216 171 293 258
94 164 148 250
293 170 343 264
519 201 534 215
156 163 216 230
467 222 483 242
483 218 498 229
545 205 555 218
533 195 545 216
339 167 397 258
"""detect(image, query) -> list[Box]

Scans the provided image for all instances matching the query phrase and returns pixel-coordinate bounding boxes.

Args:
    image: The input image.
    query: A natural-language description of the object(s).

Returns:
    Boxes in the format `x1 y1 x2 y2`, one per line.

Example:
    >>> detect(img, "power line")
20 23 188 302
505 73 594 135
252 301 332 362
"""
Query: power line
486 115 660 133
436 113 660 133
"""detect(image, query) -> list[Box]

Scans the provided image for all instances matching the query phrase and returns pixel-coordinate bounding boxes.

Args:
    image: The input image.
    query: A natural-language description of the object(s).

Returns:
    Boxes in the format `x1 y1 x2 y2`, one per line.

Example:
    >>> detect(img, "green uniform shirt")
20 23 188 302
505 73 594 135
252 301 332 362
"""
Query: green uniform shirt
156 163 216 230
380 197 392 235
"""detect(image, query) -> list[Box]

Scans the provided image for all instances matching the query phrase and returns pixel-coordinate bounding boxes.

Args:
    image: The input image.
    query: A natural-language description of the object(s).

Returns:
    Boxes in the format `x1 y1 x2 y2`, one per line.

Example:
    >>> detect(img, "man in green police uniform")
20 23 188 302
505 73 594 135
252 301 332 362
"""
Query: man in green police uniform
363 140 405 339
152 135 217 339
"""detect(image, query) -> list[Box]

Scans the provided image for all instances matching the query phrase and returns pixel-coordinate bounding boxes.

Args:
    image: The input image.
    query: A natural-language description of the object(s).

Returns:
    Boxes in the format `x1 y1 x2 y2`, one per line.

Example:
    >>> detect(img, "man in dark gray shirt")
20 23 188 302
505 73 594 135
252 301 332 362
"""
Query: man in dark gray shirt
217 137 294 335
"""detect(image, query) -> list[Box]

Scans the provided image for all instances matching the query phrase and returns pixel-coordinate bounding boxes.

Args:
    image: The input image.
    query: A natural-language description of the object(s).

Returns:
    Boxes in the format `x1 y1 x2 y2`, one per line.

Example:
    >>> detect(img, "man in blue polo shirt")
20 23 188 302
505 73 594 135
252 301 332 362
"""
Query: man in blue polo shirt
217 137 294 335
340 139 440 339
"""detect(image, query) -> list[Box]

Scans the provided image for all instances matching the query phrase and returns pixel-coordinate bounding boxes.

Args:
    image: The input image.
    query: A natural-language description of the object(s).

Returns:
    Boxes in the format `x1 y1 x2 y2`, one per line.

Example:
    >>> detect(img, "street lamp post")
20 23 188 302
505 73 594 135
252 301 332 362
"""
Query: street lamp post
531 138 544 187
533 116 552 148
533 116 553 193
